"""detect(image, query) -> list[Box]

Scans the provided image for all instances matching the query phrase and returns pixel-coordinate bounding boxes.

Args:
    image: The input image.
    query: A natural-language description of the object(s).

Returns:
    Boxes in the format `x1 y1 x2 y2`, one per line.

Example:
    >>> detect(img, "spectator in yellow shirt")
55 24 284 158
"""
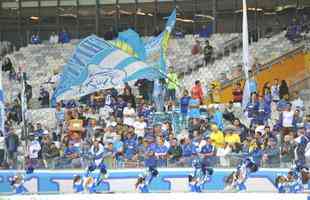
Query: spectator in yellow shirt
210 124 225 149
166 67 179 102
224 126 241 152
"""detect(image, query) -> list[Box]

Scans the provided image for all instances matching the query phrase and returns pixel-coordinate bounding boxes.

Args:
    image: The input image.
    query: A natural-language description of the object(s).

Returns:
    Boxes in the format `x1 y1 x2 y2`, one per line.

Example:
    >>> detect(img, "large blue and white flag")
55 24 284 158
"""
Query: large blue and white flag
144 9 177 74
0 60 5 135
242 0 251 111
52 35 159 103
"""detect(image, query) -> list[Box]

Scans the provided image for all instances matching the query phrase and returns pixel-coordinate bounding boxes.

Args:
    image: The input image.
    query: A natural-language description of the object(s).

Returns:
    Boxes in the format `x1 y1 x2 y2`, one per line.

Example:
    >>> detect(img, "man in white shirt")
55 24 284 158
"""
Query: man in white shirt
281 104 294 128
28 136 41 168
55 103 65 127
271 79 280 102
103 125 117 144
99 105 113 121
280 103 295 144
123 102 136 127
133 116 147 138
49 32 59 45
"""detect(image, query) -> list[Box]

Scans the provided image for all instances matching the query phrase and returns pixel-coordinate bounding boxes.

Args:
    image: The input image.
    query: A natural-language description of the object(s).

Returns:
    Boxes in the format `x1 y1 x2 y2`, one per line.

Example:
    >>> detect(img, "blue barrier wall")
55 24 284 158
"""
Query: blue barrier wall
0 168 306 194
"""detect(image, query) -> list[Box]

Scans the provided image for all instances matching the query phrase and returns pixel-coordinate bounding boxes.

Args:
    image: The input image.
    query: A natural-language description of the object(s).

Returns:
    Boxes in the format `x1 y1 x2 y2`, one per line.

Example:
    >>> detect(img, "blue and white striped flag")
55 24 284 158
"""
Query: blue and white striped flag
52 35 160 103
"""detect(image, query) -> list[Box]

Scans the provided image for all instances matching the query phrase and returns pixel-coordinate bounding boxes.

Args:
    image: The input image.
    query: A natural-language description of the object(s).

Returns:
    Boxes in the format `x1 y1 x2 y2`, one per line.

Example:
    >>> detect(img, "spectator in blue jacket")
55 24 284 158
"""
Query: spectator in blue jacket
58 141 81 168
199 136 216 167
144 138 157 168
59 29 70 44
180 90 191 129
264 90 272 121
246 93 259 126
123 130 138 160
5 131 19 169
262 138 280 168
179 137 197 167
31 33 41 44
114 96 127 118
257 95 266 125
154 137 169 167
248 139 262 166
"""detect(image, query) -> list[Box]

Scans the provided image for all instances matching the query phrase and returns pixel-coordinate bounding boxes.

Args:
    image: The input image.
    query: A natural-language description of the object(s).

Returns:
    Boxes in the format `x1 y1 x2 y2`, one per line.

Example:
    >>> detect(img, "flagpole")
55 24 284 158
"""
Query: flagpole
21 72 28 148
242 0 251 112
0 58 5 136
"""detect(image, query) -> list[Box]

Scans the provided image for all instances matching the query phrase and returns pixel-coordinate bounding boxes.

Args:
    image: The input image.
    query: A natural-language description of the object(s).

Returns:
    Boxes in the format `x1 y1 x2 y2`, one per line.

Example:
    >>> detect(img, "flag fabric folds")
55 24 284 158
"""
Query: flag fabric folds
242 0 251 112
52 9 177 105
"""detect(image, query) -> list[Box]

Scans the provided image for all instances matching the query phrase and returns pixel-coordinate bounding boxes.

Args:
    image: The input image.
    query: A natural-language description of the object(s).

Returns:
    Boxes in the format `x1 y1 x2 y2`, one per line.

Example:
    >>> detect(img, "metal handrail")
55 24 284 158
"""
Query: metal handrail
221 44 306 90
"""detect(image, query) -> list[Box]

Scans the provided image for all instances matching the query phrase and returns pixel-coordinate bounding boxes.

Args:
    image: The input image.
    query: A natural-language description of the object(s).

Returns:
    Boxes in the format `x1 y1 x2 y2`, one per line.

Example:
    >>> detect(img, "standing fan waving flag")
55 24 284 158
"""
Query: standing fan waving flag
241 0 251 112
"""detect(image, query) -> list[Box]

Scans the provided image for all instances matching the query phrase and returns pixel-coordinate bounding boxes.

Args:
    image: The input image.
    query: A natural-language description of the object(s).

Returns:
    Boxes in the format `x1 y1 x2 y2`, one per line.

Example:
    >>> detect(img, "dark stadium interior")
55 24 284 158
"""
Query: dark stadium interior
0 0 310 48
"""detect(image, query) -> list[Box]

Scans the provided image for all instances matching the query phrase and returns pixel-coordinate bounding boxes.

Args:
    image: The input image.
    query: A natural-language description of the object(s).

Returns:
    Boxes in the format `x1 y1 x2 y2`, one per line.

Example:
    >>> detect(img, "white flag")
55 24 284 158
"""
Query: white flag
0 60 5 135
242 0 251 111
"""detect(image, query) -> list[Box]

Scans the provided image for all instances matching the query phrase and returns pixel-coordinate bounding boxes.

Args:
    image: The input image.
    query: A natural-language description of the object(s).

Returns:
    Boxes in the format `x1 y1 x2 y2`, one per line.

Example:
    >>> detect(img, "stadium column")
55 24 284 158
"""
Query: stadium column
154 0 158 30
76 0 80 39
254 0 258 40
18 0 22 47
95 0 100 36
134 0 138 31
233 0 238 33
56 0 60 33
115 0 120 33
0 1 2 41
193 0 198 34
212 0 217 33
38 0 41 33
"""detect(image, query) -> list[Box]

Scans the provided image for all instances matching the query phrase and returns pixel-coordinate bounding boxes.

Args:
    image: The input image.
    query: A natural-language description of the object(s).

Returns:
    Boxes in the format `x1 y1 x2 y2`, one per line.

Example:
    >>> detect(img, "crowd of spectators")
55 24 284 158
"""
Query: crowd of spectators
0 23 309 171
285 15 309 42
0 65 308 170
30 29 71 45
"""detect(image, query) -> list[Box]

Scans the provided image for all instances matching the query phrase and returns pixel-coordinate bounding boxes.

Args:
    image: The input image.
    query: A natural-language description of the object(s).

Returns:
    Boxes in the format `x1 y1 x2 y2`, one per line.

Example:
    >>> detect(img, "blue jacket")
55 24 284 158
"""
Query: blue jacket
124 137 137 159
182 143 197 157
